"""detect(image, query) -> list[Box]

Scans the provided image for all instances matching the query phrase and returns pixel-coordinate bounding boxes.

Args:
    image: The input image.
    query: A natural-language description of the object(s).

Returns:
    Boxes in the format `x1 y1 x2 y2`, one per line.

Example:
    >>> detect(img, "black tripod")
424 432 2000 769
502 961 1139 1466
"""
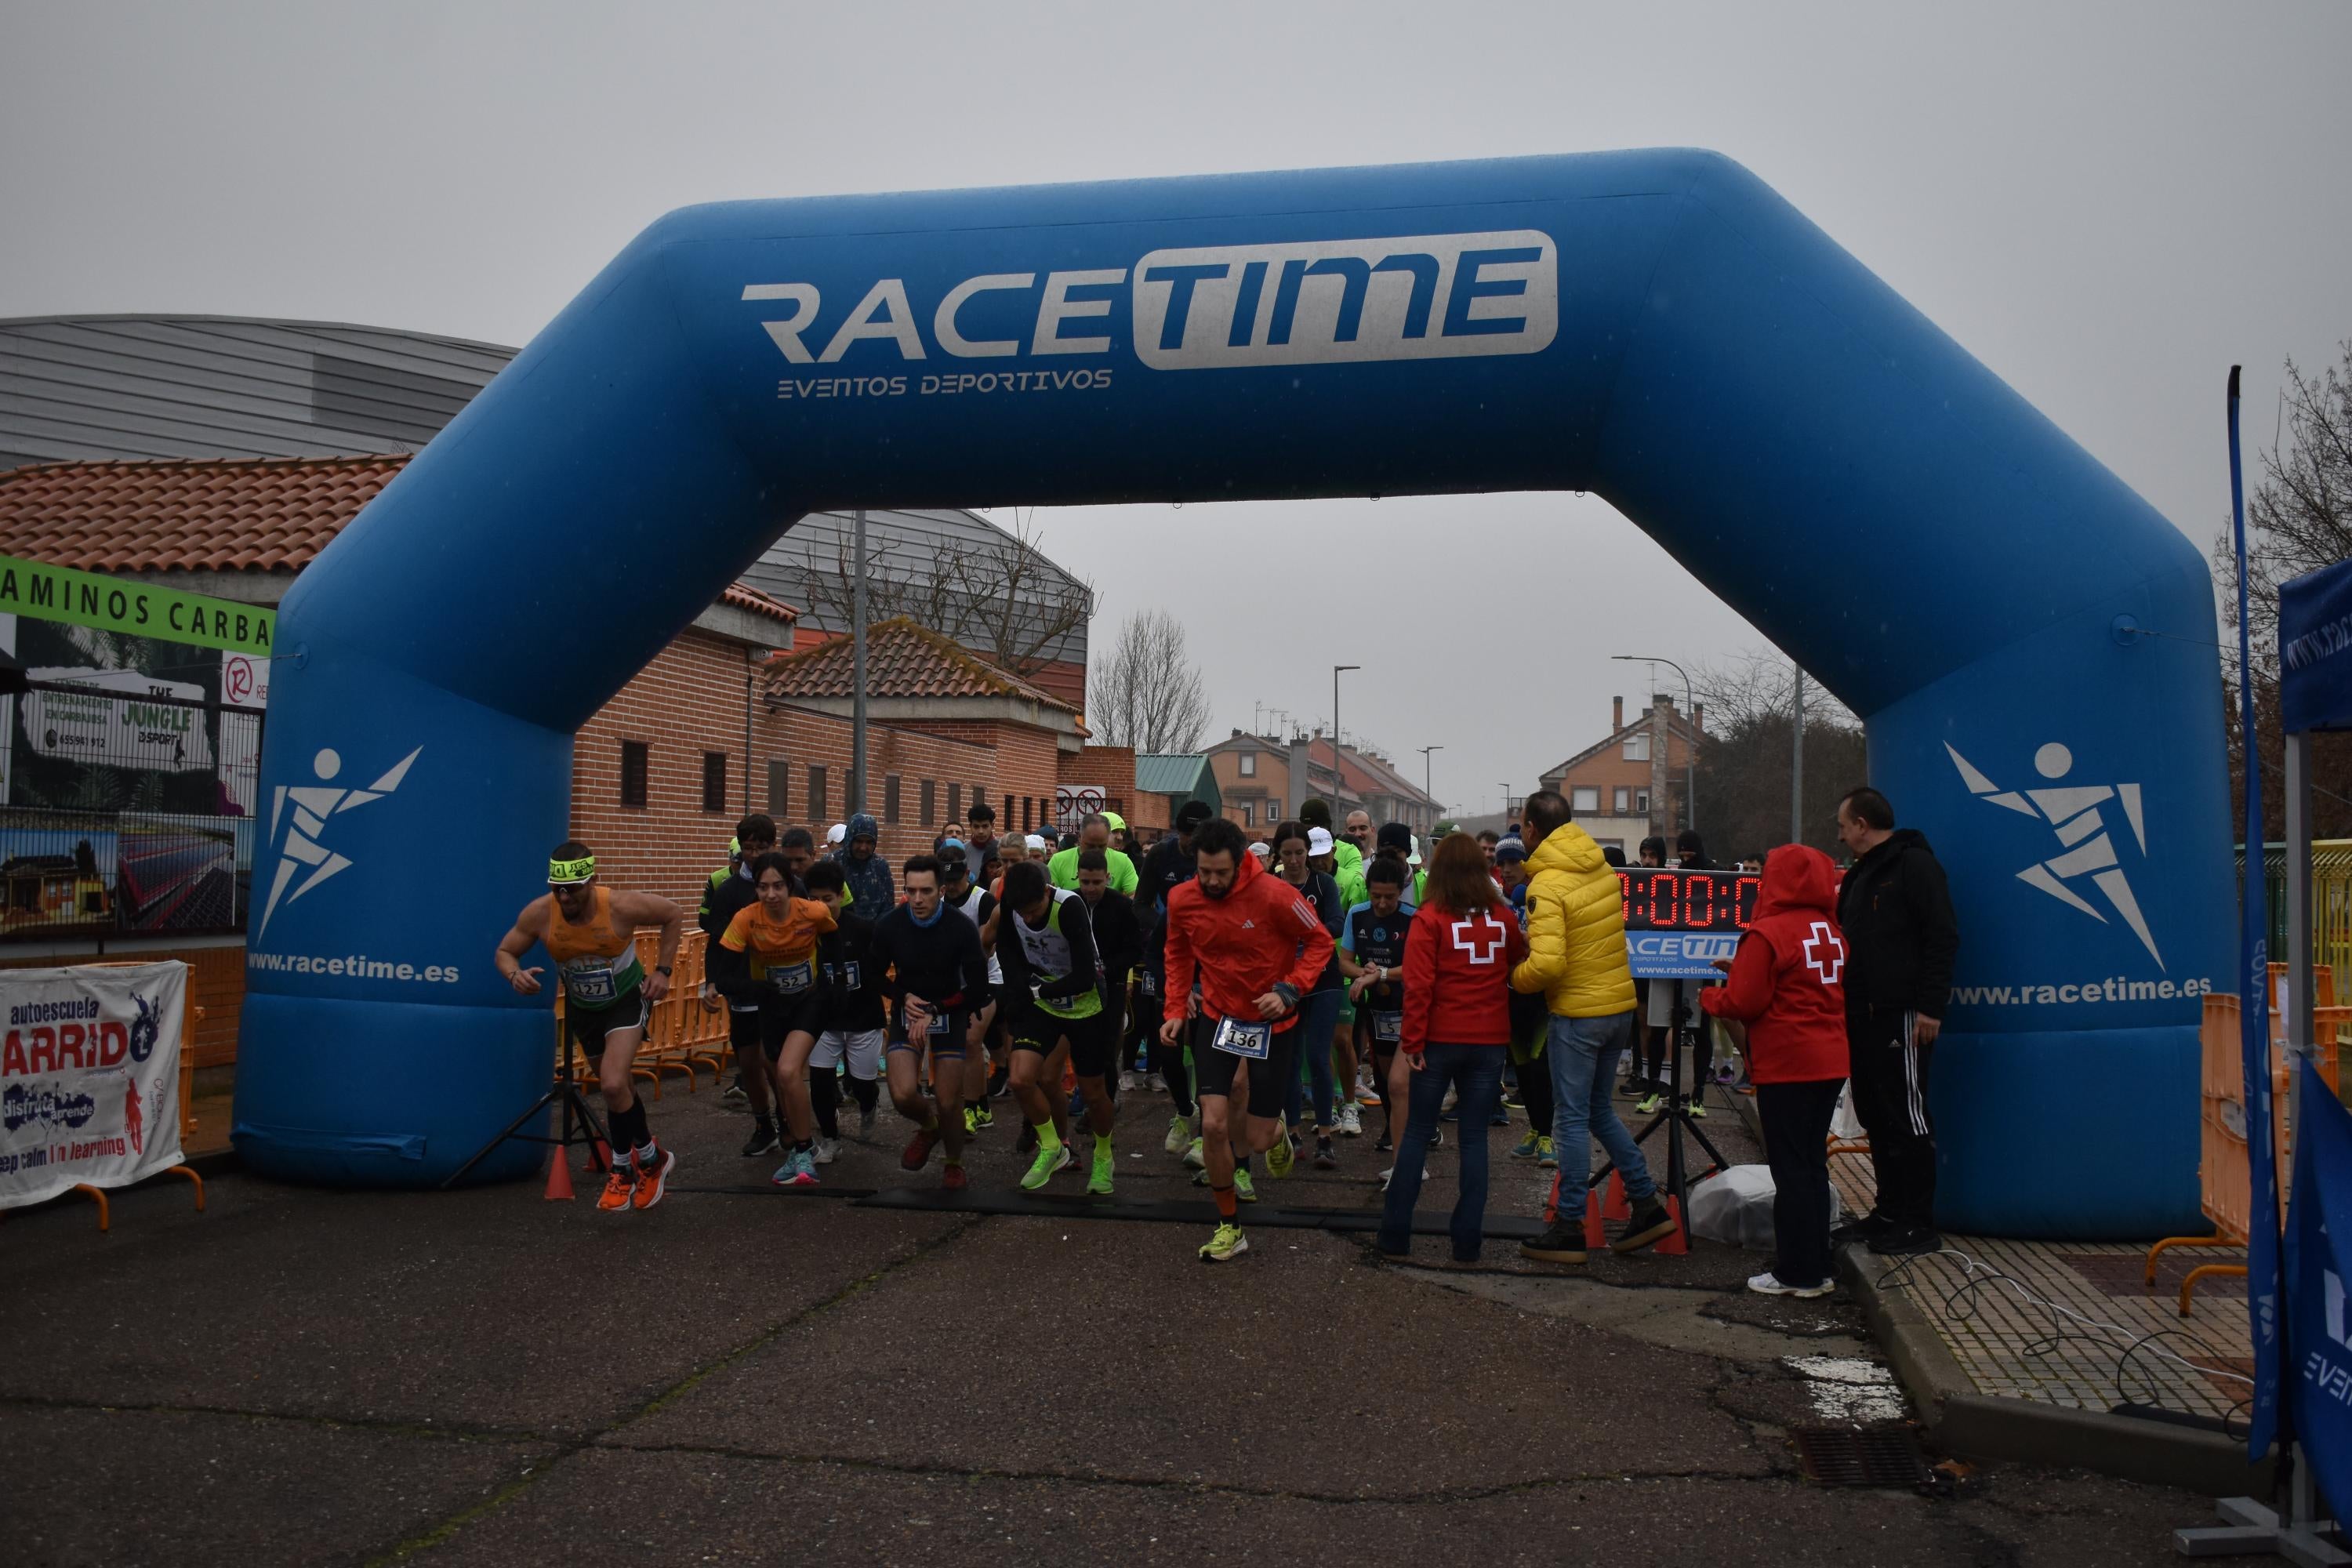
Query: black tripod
1592 978 1729 1219
441 1031 612 1190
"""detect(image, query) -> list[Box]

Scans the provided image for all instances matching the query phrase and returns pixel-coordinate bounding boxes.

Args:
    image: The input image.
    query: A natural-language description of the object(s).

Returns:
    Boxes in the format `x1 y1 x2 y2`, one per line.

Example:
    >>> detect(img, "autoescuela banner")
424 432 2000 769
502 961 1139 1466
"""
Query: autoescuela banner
0 960 185 1210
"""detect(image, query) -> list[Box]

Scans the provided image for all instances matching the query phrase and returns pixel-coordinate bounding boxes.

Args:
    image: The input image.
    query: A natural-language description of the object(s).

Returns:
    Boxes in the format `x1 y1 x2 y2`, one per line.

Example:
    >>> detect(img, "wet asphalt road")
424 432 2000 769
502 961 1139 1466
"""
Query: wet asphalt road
5 1073 2211 1565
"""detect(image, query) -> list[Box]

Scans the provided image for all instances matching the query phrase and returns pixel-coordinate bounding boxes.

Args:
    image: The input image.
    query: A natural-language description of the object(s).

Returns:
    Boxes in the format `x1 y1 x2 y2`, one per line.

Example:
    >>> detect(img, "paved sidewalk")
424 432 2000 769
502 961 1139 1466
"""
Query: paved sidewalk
1825 1158 2253 1428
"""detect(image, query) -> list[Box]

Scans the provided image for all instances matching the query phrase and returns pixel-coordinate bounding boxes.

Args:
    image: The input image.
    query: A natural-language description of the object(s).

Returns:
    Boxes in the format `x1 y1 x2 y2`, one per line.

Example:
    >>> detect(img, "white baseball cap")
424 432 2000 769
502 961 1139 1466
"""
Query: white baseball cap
1408 834 1424 867
1307 826 1334 856
826 822 848 845
1247 840 1272 862
1025 833 1049 851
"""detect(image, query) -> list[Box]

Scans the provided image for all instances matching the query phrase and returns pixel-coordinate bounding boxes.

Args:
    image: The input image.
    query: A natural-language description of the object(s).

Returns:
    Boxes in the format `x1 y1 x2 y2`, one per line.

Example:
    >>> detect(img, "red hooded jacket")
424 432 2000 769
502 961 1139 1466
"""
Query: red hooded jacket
1401 898 1530 1054
1700 844 1849 1084
1163 847 1335 1033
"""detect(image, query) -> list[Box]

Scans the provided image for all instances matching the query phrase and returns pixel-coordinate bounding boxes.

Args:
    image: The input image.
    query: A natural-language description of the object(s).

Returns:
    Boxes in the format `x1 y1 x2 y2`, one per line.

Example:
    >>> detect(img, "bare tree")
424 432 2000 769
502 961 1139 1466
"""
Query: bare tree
1091 609 1211 753
2212 341 2352 839
1687 650 1866 860
796 510 1095 679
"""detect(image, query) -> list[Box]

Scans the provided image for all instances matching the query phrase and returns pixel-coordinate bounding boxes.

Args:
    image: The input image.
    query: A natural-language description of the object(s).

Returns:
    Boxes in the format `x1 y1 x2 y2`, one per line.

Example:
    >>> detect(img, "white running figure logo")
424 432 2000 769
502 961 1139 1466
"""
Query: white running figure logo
257 746 422 938
1945 740 2161 969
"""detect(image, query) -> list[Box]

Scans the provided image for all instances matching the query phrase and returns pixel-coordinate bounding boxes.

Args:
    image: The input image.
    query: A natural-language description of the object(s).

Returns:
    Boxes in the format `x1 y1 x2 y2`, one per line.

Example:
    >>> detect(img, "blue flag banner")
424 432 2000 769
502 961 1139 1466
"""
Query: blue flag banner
2281 557 2352 736
2286 1055 2352 1519
2234 367 2285 1459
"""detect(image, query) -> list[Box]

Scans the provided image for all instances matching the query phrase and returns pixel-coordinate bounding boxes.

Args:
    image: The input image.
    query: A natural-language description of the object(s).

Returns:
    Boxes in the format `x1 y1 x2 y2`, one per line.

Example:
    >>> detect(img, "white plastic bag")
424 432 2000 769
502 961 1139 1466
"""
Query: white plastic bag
1831 1082 1865 1142
1686 1163 1842 1250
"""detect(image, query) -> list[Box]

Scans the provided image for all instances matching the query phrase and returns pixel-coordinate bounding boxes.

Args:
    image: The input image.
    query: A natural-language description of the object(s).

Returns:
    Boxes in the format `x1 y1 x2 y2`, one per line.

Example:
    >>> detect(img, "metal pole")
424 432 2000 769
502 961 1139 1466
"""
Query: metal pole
851 508 868 814
1333 664 1359 813
2287 731 2315 1065
1791 662 1805 848
1420 744 1441 797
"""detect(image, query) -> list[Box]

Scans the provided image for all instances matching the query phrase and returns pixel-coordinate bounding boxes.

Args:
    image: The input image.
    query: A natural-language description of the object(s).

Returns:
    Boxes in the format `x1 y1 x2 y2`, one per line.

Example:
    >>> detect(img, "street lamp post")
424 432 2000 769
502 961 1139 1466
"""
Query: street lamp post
1333 664 1359 813
1419 743 1442 799
1610 654 1697 837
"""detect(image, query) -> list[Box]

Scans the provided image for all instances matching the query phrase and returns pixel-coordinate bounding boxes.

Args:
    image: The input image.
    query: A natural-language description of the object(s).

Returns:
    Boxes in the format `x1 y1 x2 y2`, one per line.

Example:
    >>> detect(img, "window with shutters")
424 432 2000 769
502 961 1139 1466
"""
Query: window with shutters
1572 786 1599 814
768 758 791 816
920 779 935 826
1613 786 1630 814
619 742 648 808
884 774 902 824
947 781 961 821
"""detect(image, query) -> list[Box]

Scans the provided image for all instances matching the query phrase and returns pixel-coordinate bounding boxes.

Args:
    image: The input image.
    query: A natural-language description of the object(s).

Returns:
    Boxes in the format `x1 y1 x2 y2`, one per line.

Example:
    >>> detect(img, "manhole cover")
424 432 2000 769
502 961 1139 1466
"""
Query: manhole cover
1791 1425 1929 1488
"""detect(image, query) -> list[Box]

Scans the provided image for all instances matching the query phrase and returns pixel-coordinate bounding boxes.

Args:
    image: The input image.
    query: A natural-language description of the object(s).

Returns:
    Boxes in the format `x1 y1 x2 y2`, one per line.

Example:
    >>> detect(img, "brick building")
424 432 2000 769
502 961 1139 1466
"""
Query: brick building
1203 730 1440 838
759 616 1080 855
1536 693 1706 857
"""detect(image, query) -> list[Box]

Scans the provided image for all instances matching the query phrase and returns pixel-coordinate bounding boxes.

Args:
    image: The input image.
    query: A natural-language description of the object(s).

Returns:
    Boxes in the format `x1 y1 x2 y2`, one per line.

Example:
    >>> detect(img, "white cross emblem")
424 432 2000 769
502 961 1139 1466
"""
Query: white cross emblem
1802 921 1845 986
1450 913 1508 964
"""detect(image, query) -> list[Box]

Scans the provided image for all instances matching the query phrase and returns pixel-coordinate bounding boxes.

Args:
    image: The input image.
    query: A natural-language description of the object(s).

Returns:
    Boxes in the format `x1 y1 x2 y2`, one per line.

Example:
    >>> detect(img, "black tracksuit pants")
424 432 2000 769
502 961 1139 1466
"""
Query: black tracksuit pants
1757 1078 1842 1288
1846 1002 1936 1229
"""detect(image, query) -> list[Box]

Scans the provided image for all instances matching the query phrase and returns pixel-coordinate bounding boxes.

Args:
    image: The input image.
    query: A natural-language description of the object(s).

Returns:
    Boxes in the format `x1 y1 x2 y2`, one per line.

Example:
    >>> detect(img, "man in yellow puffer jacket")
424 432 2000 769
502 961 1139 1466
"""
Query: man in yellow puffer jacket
1509 789 1677 1263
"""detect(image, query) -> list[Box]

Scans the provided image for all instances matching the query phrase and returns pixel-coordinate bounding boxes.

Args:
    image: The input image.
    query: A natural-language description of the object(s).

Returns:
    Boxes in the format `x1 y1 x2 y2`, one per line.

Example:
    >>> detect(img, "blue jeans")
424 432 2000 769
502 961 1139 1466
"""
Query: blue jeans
1547 1011 1656 1207
1281 987 1343 1130
1377 1043 1505 1260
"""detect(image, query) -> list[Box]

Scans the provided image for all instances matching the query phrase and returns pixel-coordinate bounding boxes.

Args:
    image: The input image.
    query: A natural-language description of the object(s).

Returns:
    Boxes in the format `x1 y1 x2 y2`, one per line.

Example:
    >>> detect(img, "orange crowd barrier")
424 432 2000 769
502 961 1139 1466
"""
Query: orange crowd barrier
2146 989 2344 1316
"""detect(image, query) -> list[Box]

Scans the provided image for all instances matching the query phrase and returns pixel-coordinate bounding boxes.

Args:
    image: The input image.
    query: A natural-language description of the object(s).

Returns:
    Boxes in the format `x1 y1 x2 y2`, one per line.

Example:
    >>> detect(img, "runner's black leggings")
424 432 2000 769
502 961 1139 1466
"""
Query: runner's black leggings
808 1069 878 1138
1519 1047 1554 1138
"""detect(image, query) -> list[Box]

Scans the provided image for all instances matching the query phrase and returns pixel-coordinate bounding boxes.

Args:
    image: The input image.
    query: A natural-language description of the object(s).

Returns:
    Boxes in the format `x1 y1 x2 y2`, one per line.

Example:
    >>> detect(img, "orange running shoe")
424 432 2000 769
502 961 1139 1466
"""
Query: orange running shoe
631 1146 676 1210
596 1161 636 1213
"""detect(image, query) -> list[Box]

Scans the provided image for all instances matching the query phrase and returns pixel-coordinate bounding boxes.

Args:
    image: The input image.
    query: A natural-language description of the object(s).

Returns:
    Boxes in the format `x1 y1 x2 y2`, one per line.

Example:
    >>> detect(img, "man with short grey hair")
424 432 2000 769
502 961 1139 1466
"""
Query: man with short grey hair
1048 811 1138 895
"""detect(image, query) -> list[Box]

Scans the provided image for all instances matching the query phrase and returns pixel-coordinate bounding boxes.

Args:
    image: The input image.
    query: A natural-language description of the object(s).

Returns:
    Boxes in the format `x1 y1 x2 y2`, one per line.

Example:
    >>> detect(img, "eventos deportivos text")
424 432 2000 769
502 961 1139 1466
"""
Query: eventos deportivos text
1949 975 2216 1007
248 950 461 985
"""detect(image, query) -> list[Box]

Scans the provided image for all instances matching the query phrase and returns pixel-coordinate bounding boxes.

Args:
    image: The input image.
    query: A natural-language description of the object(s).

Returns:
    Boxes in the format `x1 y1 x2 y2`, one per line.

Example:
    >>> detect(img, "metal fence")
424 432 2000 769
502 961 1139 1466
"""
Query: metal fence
0 679 261 940
2248 840 2352 995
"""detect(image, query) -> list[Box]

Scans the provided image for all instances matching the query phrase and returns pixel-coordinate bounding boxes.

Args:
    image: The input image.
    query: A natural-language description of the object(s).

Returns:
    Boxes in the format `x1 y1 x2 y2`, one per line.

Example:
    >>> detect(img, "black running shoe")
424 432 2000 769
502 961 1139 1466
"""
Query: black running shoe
740 1120 780 1158
1519 1222 1588 1265
1313 1134 1337 1171
1868 1225 1943 1257
1613 1199 1679 1254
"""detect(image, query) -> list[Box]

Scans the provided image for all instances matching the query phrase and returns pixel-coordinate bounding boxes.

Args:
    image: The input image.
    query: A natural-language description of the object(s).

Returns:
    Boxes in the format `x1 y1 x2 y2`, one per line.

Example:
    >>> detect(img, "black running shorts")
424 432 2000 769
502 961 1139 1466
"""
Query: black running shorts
1012 1007 1113 1077
1189 1014 1299 1114
565 987 648 1058
889 1000 973 1058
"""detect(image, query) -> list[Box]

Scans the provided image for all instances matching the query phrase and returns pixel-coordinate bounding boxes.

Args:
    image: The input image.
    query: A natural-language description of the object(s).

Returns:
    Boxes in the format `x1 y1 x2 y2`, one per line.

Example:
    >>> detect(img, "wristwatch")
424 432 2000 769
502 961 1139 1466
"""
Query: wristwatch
655 964 673 975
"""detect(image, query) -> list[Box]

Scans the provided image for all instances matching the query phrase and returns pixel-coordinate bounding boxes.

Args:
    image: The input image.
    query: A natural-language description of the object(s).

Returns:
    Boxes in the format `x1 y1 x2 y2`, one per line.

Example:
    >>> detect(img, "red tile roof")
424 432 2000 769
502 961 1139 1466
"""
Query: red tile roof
0 455 796 621
764 616 1073 710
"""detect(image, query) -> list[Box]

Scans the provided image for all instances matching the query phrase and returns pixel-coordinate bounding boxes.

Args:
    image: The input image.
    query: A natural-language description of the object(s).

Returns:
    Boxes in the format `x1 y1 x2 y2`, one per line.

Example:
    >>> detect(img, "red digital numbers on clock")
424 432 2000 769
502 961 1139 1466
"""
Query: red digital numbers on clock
1615 869 1764 932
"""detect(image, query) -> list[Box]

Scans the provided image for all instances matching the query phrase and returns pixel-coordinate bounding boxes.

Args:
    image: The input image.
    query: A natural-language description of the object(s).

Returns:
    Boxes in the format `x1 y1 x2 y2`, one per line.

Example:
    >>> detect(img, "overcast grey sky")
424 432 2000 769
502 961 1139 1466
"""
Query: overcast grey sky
3 2 2346 818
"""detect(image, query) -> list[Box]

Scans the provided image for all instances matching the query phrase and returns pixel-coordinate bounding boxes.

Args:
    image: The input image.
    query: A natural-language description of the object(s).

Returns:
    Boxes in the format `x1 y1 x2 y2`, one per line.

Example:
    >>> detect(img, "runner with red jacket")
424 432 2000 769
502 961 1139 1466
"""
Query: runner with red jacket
1700 843 1849 1298
1160 816 1334 1262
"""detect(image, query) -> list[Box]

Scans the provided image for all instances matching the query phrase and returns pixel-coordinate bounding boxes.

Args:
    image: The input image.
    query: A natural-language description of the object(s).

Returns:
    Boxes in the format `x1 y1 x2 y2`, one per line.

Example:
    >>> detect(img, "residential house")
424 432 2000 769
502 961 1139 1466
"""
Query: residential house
1536 694 1706 858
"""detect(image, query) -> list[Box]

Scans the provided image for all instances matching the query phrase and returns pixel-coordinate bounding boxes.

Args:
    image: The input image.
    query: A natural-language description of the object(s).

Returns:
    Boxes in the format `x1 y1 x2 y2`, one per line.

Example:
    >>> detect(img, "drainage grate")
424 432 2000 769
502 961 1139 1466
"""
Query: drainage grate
1791 1426 1929 1489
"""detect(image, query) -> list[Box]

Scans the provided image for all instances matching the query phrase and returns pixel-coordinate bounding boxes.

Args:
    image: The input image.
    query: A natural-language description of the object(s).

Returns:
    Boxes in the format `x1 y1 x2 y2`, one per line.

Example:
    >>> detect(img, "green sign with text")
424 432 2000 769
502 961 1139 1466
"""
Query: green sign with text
0 554 273 656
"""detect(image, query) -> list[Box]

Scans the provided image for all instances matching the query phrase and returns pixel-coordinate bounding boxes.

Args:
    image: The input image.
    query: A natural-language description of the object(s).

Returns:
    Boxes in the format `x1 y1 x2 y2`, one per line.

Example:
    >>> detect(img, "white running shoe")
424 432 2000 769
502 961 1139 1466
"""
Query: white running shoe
1747 1271 1835 1299
1163 1115 1194 1156
1378 1166 1393 1192
812 1136 841 1166
1337 1103 1363 1138
1118 1070 1138 1092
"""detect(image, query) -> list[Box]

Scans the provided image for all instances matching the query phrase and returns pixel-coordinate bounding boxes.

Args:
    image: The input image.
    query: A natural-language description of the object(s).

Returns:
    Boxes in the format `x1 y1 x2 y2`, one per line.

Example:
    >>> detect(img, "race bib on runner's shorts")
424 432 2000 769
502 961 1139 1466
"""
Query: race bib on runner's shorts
927 1009 950 1036
1372 1011 1402 1044
1212 1017 1271 1059
1140 970 1159 998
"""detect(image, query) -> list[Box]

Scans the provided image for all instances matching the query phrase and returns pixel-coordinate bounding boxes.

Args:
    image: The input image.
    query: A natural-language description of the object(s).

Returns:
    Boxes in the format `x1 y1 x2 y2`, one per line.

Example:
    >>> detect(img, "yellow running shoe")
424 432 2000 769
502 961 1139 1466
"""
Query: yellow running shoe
1265 1117 1294 1178
1199 1221 1249 1262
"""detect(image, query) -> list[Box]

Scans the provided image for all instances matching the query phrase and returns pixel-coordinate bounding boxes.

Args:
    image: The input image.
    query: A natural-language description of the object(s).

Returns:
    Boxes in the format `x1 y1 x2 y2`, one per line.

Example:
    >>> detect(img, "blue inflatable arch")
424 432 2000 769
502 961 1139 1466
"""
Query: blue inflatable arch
235 151 2226 1237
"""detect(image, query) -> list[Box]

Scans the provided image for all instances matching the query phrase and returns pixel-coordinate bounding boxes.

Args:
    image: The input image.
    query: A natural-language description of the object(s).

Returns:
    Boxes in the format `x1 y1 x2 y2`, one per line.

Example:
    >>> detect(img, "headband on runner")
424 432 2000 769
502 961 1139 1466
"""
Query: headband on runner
548 854 597 885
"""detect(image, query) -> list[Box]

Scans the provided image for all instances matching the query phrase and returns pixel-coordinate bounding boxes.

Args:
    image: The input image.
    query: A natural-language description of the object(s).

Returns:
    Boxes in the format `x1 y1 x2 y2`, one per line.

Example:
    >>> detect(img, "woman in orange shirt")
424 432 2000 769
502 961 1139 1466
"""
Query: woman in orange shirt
711 851 837 1187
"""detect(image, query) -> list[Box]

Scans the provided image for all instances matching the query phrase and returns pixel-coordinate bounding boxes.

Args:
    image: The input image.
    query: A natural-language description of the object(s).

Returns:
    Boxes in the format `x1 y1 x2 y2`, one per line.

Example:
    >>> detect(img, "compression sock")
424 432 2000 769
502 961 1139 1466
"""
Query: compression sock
808 1069 840 1138
1034 1120 1063 1152
1213 1184 1237 1220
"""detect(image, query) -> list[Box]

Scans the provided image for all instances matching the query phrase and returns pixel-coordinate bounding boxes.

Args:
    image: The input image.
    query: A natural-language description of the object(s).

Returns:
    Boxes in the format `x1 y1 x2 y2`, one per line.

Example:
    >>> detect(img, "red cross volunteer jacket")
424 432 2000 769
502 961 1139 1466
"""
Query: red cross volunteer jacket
1699 843 1849 1084
1401 898 1530 1054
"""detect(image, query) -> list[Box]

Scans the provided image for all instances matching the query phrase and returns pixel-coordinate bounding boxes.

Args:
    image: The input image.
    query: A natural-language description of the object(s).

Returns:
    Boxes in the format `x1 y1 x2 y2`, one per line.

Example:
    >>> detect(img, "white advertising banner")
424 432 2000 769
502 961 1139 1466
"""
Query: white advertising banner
0 960 185 1209
20 666 215 773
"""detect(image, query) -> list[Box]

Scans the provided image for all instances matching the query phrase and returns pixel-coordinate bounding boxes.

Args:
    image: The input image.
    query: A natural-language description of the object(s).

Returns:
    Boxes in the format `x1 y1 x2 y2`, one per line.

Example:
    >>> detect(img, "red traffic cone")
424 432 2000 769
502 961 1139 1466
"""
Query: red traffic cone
1582 1188 1606 1250
543 1149 576 1201
1656 1195 1690 1256
1603 1170 1630 1221
592 1138 612 1175
1543 1167 1563 1225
